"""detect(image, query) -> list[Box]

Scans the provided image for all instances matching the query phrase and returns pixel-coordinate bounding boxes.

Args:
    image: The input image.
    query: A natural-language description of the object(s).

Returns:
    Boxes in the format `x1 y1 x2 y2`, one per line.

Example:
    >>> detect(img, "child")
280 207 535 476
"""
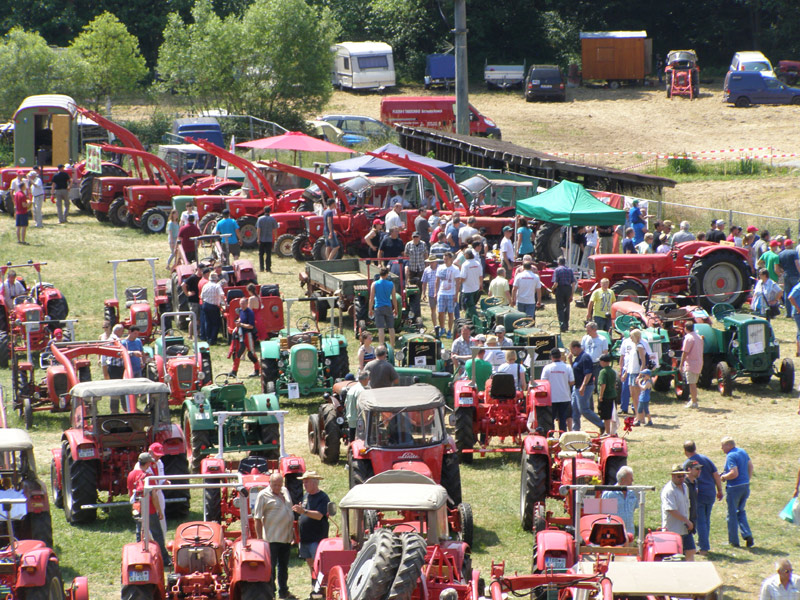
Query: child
420 256 439 326
635 369 654 426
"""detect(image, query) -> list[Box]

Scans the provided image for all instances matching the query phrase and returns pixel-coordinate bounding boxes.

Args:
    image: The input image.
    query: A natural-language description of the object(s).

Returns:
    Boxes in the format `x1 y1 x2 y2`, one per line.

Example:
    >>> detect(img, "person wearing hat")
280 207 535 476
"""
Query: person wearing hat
405 228 429 287
661 464 695 561
493 324 513 348
127 453 170 566
596 353 617 434
488 267 511 306
131 443 168 536
706 219 726 244
364 218 385 265
635 368 654 427
293 472 330 582
778 239 800 318
254 472 295 599
764 239 782 282
213 208 242 262
720 436 754 548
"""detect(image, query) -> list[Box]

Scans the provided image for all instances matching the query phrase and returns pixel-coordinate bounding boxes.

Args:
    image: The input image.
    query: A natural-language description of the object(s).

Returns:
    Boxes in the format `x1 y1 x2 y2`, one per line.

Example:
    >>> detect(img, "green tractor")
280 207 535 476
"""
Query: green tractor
182 374 281 472
611 314 681 395
695 304 793 396
260 297 349 397
464 297 529 336
511 320 563 378
390 330 455 400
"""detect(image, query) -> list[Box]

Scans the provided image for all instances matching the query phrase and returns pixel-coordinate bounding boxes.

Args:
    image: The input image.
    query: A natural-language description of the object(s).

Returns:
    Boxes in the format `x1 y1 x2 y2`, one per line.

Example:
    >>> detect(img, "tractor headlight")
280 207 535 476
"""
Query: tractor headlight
732 340 739 349
325 358 331 366
198 371 204 380
278 360 285 367
668 349 675 358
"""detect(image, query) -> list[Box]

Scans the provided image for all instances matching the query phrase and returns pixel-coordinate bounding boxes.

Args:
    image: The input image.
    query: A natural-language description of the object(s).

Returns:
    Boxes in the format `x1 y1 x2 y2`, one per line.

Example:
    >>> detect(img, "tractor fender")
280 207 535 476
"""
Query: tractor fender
67 576 90 600
321 337 343 357
154 355 165 378
692 244 750 263
522 434 549 456
154 424 186 455
452 380 476 409
121 540 164 587
694 322 723 353
201 456 226 475
15 546 57 588
182 398 216 432
311 537 347 584
279 455 306 478
527 379 552 411
62 430 97 462
599 436 628 463
247 393 281 425
534 529 575 571
230 538 271 584
260 339 281 359
50 447 63 492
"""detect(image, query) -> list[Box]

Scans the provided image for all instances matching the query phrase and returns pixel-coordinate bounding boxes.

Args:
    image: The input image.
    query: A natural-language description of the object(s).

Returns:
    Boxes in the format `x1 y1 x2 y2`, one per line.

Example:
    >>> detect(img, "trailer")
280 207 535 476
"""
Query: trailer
331 42 396 91
484 60 526 89
580 31 653 88
424 53 455 90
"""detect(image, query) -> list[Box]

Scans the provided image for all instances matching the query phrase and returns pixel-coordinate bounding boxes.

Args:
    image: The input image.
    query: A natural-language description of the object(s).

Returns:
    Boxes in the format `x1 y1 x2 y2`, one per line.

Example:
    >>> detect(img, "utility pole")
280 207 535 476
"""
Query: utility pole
454 0 469 135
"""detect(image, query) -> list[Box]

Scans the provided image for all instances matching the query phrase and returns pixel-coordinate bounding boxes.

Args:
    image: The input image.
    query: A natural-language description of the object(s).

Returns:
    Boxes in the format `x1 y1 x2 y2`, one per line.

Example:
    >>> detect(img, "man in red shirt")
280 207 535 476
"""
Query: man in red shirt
127 452 171 566
14 178 29 244
178 214 202 265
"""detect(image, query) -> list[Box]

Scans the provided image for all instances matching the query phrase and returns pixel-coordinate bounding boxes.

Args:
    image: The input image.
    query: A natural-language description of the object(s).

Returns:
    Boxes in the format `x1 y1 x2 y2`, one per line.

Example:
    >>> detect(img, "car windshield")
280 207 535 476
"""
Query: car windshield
744 62 772 72
368 408 444 447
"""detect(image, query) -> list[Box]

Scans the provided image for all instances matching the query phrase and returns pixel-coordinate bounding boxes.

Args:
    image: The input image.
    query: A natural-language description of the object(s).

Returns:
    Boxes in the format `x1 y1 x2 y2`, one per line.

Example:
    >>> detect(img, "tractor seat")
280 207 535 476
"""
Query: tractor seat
174 522 225 574
165 345 189 357
124 287 148 308
558 431 592 453
226 289 245 303
582 515 626 547
486 374 517 400
557 451 595 460
238 456 270 475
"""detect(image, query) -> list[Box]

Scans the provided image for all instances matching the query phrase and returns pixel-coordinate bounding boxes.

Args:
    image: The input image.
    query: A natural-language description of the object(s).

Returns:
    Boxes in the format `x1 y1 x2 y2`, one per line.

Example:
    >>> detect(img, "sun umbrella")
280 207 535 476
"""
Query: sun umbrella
236 131 354 153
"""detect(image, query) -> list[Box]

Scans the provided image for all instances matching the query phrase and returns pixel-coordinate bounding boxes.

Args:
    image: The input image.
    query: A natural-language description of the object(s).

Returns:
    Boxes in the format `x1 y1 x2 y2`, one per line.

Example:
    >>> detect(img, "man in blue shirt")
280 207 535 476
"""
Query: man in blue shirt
628 199 646 244
778 239 800 317
569 340 603 431
322 198 339 260
622 227 636 254
121 327 145 378
720 436 754 548
601 466 638 537
213 209 241 264
368 267 398 348
683 440 723 555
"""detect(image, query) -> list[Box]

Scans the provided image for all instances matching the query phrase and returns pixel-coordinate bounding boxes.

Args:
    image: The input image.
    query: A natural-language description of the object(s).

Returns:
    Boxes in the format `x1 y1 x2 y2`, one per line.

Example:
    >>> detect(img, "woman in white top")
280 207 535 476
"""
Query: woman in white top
623 329 647 422
496 349 527 391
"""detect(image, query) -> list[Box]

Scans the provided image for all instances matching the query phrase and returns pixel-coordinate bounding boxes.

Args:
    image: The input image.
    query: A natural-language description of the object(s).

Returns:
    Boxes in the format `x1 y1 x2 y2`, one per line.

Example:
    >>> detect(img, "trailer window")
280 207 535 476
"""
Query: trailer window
343 57 350 71
357 55 389 70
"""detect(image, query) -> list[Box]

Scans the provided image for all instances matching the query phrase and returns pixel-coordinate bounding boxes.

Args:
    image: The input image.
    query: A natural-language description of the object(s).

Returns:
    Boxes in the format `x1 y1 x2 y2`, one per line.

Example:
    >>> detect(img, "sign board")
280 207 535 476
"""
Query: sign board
287 383 300 400
85 144 102 173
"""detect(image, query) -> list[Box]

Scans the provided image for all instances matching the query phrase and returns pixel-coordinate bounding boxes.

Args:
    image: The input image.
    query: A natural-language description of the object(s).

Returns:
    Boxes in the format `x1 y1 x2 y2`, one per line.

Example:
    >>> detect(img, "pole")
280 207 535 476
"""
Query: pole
454 0 469 135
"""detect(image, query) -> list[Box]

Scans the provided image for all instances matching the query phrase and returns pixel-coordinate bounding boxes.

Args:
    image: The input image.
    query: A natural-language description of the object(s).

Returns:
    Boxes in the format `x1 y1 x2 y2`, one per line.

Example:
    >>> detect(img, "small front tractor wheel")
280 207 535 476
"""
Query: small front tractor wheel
457 503 474 548
387 532 427 600
256 423 280 460
312 237 326 261
241 580 274 600
260 358 279 394
275 234 295 258
440 452 462 507
604 455 627 485
107 197 129 227
716 361 733 396
653 374 672 392
346 529 402 600
0 331 9 369
291 234 312 261
307 413 321 455
780 358 795 393
348 450 374 488
141 208 168 234
121 584 155 600
238 216 258 249
184 414 212 473
675 376 691 401
454 407 475 464
23 397 33 429
203 486 222 522
319 403 342 464
520 453 548 530
310 291 329 322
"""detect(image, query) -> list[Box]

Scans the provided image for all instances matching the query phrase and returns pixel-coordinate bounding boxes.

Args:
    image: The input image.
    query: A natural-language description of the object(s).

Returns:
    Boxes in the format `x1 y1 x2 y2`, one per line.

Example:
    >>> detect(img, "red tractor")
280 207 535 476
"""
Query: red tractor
104 258 172 343
0 498 89 600
50 378 189 525
121 473 273 600
578 240 752 312
665 50 700 99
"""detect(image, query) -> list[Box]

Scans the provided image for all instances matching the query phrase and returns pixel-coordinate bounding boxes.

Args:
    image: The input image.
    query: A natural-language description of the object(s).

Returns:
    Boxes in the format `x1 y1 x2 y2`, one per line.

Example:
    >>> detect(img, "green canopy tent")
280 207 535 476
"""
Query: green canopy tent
515 180 627 272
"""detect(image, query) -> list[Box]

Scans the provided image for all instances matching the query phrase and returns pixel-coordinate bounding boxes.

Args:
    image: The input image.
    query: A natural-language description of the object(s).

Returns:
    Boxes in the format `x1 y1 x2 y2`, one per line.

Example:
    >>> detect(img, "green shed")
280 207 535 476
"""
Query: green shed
13 94 79 168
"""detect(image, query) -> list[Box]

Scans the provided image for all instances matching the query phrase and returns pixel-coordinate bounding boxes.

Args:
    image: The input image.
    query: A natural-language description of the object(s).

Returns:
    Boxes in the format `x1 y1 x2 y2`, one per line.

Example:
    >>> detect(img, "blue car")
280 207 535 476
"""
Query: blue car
724 71 800 107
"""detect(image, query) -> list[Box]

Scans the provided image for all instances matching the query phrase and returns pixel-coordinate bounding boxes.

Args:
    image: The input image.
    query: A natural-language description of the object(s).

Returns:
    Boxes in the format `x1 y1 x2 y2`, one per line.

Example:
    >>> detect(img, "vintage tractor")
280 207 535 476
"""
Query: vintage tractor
182 374 282 472
519 430 628 531
578 241 752 312
0 428 52 547
695 303 793 396
145 312 212 406
468 297 531 336
511 321 563 378
390 331 455 398
120 473 273 600
50 379 190 525
104 258 172 343
665 50 700 99
0 498 89 600
308 387 352 466
259 297 349 397
610 310 680 394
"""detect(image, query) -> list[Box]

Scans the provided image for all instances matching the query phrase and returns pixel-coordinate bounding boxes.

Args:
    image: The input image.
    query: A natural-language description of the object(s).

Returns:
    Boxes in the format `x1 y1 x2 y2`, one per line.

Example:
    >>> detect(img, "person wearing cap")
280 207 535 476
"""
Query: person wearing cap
682 440 723 555
488 267 511 306
132 443 168 536
493 324 513 348
254 472 295 599
635 368 654 426
420 256 439 324
499 226 515 272
569 340 603 432
596 353 617 434
720 436 754 548
764 239 782 282
778 239 800 318
661 464 695 561
706 220 726 243
121 326 146 378
760 559 800 600
0 269 27 308
213 208 241 263
50 163 71 223
127 453 170 566
293 472 330 581
415 207 431 244
405 229 429 286
541 348 574 431
364 219 385 264
368 267 397 348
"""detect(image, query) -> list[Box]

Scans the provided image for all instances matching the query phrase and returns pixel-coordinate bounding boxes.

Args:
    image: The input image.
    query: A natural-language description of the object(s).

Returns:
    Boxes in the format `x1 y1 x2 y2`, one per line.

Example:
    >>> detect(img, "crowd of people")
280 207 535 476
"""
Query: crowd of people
9 165 74 243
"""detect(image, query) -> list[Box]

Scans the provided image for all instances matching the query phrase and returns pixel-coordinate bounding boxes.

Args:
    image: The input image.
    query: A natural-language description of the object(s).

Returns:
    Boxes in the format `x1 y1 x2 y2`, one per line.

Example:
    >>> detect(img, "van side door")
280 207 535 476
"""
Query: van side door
763 77 790 104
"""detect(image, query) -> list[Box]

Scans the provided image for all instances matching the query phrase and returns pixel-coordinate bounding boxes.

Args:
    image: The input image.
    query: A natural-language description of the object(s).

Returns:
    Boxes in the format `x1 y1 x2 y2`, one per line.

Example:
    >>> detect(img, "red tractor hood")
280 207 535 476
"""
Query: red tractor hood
392 459 434 479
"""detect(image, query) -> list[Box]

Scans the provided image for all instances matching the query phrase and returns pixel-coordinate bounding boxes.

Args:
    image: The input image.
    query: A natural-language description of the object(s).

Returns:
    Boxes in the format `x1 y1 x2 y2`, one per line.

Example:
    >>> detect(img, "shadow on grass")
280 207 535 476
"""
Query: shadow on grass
462 453 520 470
472 523 502 550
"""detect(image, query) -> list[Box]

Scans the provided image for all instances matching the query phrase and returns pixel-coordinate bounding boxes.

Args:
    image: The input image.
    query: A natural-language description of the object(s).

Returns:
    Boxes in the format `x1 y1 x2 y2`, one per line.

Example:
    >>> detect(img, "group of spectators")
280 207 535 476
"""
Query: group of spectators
9 164 73 244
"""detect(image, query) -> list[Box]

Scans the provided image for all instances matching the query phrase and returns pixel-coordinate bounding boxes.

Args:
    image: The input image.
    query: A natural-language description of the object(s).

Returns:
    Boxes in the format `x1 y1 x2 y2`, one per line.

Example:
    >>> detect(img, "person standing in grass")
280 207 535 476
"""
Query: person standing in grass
682 440 723 556
541 348 574 431
679 322 703 409
763 240 782 282
254 472 295 600
661 464 695 561
420 256 439 325
14 180 29 244
586 278 615 332
635 369 654 426
166 210 180 269
515 218 534 257
27 168 45 228
50 164 71 223
720 436 754 548
368 267 397 349
596 354 617 434
760 559 800 600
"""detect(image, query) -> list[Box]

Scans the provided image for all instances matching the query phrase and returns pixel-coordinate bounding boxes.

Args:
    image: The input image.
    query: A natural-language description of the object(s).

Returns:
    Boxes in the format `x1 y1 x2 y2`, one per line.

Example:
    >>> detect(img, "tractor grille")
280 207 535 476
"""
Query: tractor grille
25 308 43 329
294 348 316 379
176 364 194 390
134 311 149 329
53 372 69 397
747 323 766 353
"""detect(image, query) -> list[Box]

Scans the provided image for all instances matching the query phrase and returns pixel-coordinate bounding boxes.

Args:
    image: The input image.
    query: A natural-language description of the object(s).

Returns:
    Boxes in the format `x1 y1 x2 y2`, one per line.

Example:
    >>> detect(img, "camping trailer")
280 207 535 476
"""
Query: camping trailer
332 42 396 91
12 94 80 167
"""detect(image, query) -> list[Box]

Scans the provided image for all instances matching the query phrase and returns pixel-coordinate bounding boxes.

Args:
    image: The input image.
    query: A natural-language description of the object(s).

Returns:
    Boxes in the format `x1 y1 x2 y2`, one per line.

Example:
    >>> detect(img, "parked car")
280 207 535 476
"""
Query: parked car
729 51 774 76
723 72 800 107
524 65 566 102
318 115 393 146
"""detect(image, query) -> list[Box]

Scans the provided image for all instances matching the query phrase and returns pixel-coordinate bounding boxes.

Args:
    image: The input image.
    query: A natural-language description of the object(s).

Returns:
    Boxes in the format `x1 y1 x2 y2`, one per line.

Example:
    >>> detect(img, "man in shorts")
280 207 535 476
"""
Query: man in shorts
323 198 339 260
679 322 703 409
368 267 398 348
213 208 241 263
435 252 460 338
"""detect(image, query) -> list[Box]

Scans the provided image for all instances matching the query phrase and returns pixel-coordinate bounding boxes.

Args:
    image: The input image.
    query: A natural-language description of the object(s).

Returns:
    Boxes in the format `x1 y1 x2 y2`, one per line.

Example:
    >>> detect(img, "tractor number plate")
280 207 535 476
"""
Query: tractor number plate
459 397 474 406
532 80 540 84
129 570 150 582
78 448 95 458
545 557 566 569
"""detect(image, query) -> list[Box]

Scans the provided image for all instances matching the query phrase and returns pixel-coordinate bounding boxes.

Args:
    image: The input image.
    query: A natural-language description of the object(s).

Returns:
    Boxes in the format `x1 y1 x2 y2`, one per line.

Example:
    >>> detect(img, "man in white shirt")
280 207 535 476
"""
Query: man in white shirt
511 262 541 319
581 322 610 380
28 169 45 228
760 559 800 600
387 188 405 209
0 270 27 307
500 226 515 273
435 252 460 338
384 202 404 232
458 216 479 245
200 272 226 345
541 348 574 431
458 249 483 314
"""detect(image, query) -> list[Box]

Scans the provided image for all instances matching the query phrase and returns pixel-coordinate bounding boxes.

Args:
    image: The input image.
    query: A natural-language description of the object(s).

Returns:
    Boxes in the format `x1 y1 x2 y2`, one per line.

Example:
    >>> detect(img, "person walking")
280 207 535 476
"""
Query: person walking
14 179 30 244
679 322 703 409
213 209 242 263
435 252 460 338
760 559 800 600
661 464 695 561
596 354 617 434
420 256 439 325
541 348 574 431
27 168 45 228
500 226 515 273
720 436 754 548
552 257 575 332
586 278 615 331
511 262 542 320
368 267 397 348
166 210 181 270
363 345 399 388
682 440 723 556
256 206 278 273
254 472 295 600
293 472 330 585
778 239 800 317
50 164 71 223
569 340 603 431
200 272 226 345
621 329 646 420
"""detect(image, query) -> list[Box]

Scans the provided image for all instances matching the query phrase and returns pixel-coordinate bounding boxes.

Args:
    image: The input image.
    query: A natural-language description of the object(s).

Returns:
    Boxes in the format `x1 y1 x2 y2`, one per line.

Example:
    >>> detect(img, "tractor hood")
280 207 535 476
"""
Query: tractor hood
392 459 433 479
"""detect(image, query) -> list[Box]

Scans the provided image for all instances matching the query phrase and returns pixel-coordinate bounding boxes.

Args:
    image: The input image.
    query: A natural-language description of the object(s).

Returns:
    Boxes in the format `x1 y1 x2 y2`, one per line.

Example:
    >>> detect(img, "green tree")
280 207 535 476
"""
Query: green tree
70 12 148 114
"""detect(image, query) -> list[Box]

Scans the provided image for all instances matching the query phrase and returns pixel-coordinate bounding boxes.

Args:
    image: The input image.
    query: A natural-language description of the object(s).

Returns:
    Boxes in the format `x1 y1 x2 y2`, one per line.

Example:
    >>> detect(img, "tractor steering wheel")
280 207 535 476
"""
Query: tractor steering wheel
563 440 593 453
512 317 536 330
289 333 313 346
483 297 503 308
296 316 316 332
101 418 131 434
215 372 242 385
178 523 215 545
13 295 36 306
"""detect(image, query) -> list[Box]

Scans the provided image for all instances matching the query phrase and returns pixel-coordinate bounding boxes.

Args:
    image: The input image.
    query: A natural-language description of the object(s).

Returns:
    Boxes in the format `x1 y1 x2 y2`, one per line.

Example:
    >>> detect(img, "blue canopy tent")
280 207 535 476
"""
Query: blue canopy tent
328 143 455 176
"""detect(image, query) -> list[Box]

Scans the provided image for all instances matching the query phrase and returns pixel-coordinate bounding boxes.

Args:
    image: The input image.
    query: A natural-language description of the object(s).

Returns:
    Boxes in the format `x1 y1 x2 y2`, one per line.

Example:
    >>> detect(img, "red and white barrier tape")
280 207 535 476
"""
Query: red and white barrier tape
546 147 787 158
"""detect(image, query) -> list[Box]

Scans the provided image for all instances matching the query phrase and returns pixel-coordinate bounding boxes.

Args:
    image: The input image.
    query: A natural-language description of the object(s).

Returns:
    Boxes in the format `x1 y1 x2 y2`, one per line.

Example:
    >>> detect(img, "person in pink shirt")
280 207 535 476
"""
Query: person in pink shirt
680 322 704 409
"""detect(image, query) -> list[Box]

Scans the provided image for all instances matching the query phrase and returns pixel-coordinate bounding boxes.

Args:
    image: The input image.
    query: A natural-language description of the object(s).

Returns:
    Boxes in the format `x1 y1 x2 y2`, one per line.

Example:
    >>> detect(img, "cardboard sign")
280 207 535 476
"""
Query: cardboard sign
414 355 427 367
287 382 300 400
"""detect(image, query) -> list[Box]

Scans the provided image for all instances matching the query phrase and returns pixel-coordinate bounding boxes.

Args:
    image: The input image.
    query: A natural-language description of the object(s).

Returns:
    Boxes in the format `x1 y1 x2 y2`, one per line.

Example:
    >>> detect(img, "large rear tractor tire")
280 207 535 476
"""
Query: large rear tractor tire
534 222 563 264
184 414 212 473
77 175 95 213
260 358 279 394
689 251 750 310
346 529 402 600
387 533 427 600
25 560 63 600
520 453 548 531
457 503 474 548
50 458 63 509
610 279 647 304
307 413 321 455
348 450 374 489
0 331 9 369
238 216 258 250
63 452 97 524
780 358 795 393
203 486 222 522
121 584 155 600
454 407 475 464
26 510 54 548
199 212 221 236
291 234 312 261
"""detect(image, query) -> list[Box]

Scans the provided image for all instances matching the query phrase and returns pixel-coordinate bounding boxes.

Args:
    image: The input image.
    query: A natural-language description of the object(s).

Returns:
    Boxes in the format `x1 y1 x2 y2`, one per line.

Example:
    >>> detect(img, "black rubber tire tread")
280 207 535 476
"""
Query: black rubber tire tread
520 453 548 531
25 560 63 600
689 251 750 310
364 509 379 533
77 175 94 212
387 532 427 600
104 305 117 327
50 458 63 509
188 423 212 473
319 403 341 465
610 279 647 304
291 234 311 261
108 197 129 227
440 452 462 507
203 486 222 522
255 423 280 460
275 234 295 258
260 358 279 394
454 407 475 464
238 216 258 250
716 362 733 397
698 360 715 388
311 291 329 322
285 473 304 505
63 453 97 524
780 358 795 393
46 296 69 323
346 529 402 600
93 208 109 222
161 453 191 517
121 584 154 600
141 208 167 234
328 351 350 382
26 510 54 548
348 451 374 489
0 331 8 368
534 221 563 264
653 374 672 392
199 212 222 235
457 502 474 548
308 413 321 455
604 455 627 485
240 580 274 600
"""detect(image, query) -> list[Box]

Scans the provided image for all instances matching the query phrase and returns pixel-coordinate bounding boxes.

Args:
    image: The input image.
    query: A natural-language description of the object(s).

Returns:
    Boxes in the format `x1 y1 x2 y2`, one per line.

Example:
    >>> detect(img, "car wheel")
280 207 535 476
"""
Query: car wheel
735 97 751 108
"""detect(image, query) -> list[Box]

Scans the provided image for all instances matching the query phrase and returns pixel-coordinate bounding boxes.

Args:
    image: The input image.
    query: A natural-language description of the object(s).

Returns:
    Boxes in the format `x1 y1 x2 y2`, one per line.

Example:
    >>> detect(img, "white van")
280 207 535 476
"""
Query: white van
332 42 396 91
729 51 774 76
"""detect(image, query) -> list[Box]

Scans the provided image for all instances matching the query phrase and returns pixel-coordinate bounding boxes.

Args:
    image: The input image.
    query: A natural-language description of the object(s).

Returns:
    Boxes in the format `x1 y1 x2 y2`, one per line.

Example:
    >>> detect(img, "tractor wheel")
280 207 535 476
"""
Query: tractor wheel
93 208 109 222
107 197 129 227
319 403 342 465
735 96 751 108
387 532 427 600
312 237 326 261
145 362 159 383
161 453 191 517
184 414 212 473
203 487 222 522
141 208 168 234
50 458 63 508
348 450 374 489
252 423 280 460
121 584 155 600
698 360 715 388
26 510 54 548
2 193 13 215
307 413 321 455
25 560 63 600
103 305 117 328
23 397 33 429
238 216 258 249
780 358 795 393
78 175 95 213
533 222 563 264
328 352 350 382
311 291 329 322
454 407 475 464
689 251 750 310
199 212 222 235
520 454 548 530
604 455 627 486
457 503 474 548
0 331 8 369
241 580 274 600
275 234 295 258
346 529 402 600
610 279 647 304
260 358 279 394
716 361 733 397
285 473 303 505
653 374 672 392
63 452 97 524
440 452 462 507
291 234 312 261
46 296 69 324
675 377 691 401
364 509 379 533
